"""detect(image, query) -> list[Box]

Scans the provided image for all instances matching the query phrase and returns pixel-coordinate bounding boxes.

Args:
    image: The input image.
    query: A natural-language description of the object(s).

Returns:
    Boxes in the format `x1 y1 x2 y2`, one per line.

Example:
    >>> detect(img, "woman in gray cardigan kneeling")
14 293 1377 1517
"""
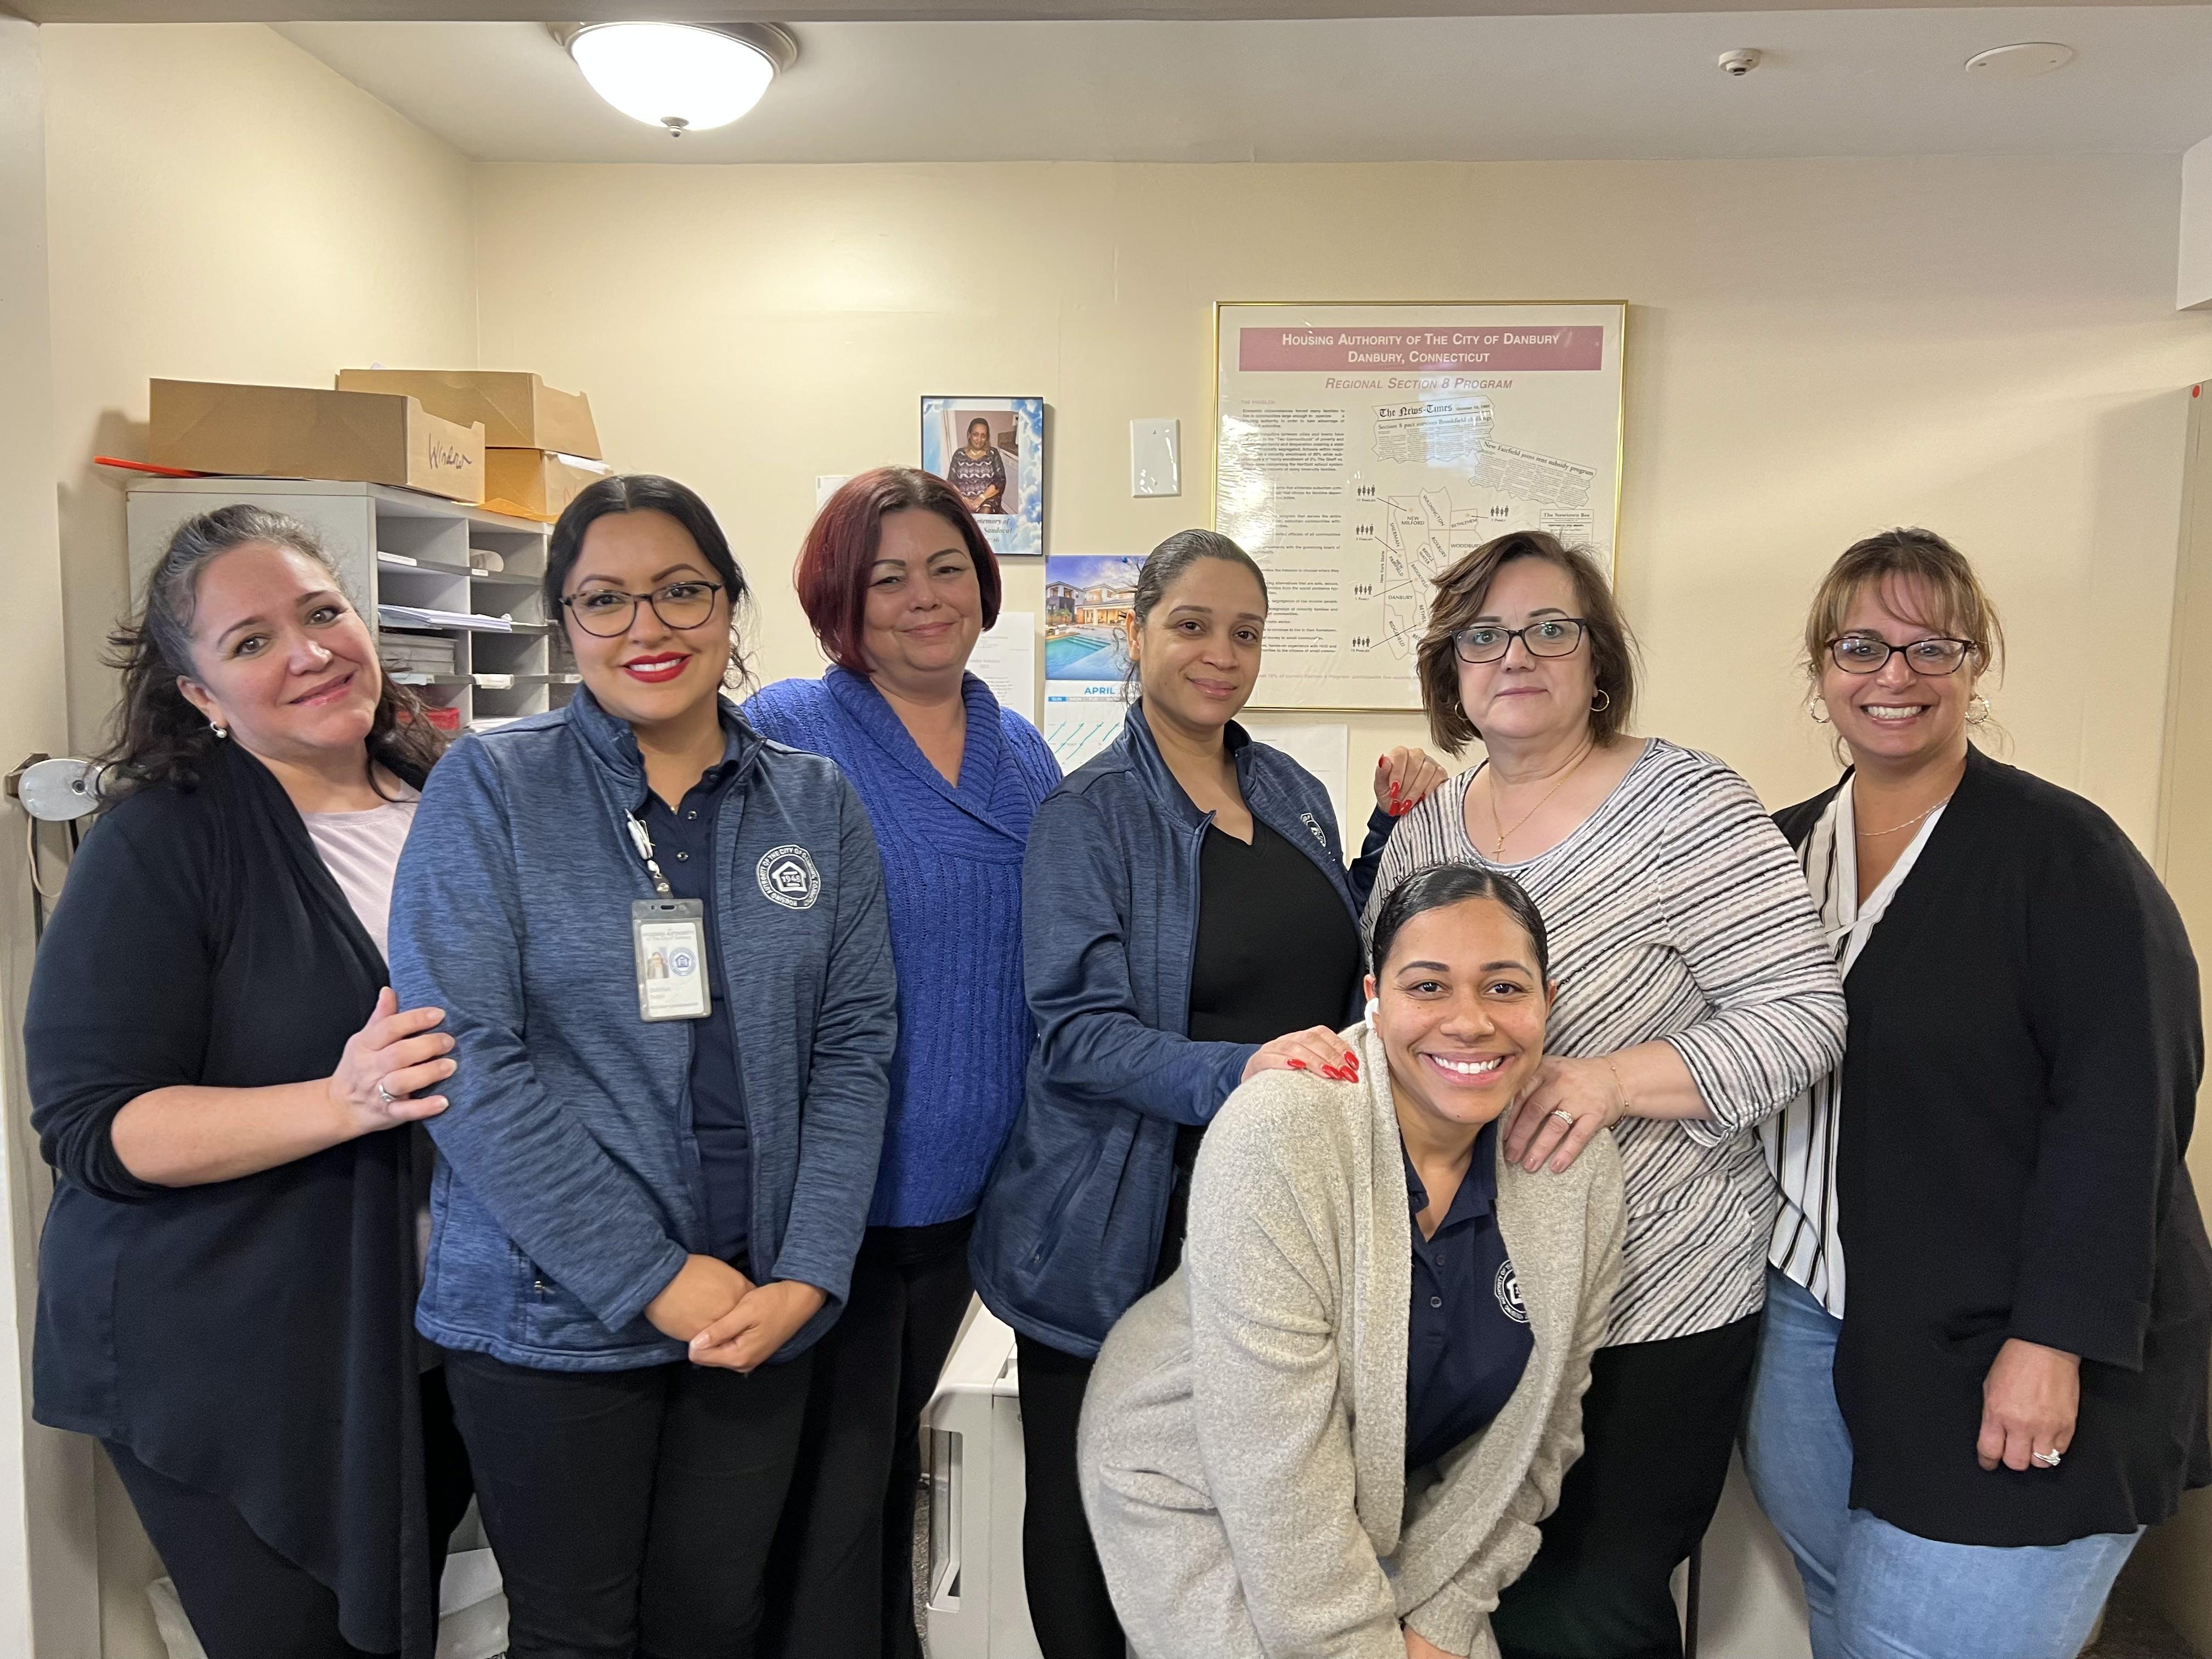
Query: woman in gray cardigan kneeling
1078 864 1625 1659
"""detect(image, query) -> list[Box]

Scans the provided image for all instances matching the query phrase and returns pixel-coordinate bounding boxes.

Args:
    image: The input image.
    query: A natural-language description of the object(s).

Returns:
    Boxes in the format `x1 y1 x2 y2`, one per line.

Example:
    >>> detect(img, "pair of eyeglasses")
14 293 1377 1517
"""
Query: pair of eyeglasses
1826 634 1974 676
559 580 725 639
1452 618 1588 665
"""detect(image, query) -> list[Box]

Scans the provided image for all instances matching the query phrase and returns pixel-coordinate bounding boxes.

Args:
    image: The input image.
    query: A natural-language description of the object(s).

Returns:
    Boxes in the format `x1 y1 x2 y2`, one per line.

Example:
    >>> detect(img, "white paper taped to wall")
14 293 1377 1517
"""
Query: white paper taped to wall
1243 722 1351 846
971 612 1037 723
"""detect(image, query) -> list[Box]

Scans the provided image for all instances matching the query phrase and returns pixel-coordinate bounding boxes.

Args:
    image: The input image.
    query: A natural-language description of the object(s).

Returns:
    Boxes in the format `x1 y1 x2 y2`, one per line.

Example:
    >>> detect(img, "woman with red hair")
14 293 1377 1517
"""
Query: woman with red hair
745 467 1061 1658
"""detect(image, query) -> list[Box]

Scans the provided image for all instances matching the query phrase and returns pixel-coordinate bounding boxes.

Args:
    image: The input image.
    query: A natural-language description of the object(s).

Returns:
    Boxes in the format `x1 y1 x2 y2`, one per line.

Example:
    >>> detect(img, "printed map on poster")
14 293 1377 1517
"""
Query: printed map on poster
1215 304 1623 710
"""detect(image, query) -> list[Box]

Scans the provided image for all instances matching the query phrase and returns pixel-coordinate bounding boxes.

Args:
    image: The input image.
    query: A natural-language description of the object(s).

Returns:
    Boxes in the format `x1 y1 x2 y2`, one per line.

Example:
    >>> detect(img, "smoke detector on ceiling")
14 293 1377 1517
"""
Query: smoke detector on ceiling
1717 48 1762 77
1963 42 2074 81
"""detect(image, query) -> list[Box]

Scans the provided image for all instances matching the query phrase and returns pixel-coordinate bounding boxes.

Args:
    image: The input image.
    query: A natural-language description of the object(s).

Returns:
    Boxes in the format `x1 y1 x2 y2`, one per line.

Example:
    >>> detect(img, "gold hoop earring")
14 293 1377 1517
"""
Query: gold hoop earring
1807 696 1831 726
1967 693 1991 727
1590 688 1612 714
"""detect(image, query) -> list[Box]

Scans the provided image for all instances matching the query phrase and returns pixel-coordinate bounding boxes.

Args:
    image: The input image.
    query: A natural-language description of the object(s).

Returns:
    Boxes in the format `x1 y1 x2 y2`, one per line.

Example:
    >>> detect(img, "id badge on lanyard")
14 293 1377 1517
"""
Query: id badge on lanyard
627 814 710 1022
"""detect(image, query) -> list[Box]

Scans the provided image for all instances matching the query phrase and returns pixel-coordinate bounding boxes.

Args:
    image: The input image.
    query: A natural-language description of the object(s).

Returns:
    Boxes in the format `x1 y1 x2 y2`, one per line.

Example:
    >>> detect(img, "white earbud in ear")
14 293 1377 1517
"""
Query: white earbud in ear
1364 997 1381 1028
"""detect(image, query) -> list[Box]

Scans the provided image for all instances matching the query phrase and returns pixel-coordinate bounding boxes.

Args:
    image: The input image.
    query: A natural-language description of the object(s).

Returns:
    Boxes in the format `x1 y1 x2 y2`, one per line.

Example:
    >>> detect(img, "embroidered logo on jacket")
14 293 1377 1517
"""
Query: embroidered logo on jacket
1494 1260 1529 1324
1299 811 1329 849
755 845 822 911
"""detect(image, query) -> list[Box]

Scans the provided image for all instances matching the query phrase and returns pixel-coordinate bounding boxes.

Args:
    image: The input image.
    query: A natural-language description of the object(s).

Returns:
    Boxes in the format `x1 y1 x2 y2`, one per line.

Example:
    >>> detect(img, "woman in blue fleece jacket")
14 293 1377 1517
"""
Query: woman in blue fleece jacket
388 474 897 1659
969 529 1444 1659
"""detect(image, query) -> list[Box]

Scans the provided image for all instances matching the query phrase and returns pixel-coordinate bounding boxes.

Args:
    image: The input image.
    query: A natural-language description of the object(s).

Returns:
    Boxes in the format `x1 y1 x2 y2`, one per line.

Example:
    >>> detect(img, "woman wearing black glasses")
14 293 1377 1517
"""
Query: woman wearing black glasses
1742 529 2211 1659
1365 530 1845 1659
388 473 896 1657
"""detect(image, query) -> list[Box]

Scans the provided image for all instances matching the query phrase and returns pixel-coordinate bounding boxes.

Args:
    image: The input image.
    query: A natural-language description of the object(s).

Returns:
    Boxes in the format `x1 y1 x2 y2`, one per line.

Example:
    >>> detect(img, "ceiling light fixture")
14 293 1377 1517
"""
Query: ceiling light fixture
1963 42 2074 81
549 21 798 137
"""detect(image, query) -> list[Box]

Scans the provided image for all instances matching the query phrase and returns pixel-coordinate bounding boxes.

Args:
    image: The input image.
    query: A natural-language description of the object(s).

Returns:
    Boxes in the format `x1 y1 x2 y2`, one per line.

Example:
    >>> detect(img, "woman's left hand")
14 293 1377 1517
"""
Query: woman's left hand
689 1279 828 1373
1978 1338 2080 1472
1375 748 1448 817
1503 1056 1627 1173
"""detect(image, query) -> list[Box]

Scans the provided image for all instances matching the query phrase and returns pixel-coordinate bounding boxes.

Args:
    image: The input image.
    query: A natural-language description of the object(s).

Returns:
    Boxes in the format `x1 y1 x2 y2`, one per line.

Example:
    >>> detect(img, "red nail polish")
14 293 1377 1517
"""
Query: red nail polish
1287 1059 1307 1070
1322 1066 1344 1081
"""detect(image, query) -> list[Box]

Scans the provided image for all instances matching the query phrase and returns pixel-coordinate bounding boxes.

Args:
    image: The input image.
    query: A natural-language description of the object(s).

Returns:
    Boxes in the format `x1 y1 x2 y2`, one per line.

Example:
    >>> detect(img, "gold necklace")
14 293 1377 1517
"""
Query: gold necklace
1855 795 1951 838
1486 739 1594 859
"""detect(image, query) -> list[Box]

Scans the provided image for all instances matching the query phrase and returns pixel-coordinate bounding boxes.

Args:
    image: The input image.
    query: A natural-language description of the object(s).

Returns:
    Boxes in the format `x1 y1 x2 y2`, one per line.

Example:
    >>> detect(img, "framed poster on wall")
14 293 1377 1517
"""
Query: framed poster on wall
1214 301 1625 710
921 395 1045 558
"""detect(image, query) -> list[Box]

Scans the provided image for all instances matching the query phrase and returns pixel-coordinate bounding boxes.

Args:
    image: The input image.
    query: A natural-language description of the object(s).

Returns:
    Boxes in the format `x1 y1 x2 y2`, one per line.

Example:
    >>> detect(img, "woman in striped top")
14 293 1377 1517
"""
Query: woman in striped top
1364 531 1846 1659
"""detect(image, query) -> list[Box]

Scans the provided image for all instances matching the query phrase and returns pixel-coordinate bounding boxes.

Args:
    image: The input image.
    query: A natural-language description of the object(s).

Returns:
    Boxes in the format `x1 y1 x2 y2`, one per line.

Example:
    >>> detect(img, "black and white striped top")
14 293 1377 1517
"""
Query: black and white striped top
1364 740 1848 1346
1761 785 1945 1318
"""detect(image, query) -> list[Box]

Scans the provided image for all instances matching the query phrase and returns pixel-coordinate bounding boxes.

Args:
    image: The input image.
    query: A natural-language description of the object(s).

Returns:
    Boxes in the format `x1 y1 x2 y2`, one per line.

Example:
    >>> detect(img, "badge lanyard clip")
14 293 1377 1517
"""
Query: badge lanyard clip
627 814 674 898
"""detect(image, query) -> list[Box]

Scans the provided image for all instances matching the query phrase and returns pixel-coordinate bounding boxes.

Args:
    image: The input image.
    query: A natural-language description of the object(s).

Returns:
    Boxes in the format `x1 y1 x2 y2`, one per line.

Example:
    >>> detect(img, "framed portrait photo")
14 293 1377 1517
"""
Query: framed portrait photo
921 395 1044 558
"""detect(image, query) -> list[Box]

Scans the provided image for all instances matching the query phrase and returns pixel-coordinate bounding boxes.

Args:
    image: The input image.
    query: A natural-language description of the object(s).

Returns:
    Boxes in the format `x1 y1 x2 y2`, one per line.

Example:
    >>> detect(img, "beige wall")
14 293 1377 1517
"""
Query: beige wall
42 21 479 752
476 155 2209 834
36 24 478 1656
2140 391 2212 1651
1 22 104 1659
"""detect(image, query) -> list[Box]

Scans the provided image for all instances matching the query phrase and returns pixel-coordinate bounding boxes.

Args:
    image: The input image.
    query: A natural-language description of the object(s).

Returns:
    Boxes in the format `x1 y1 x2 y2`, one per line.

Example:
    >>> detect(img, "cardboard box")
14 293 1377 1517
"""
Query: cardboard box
149 380 484 503
483 448 614 523
336 369 601 460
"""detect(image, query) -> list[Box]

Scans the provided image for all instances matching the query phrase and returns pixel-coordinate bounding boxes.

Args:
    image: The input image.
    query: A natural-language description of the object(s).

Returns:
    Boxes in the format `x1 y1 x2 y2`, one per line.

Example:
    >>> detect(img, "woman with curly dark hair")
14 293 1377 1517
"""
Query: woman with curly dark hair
24 505 472 1658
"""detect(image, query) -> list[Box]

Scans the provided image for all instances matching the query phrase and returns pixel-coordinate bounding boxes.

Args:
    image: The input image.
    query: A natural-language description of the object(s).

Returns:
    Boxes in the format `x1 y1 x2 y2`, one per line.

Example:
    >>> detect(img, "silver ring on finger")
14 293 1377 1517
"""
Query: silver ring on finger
377 1081 398 1106
1549 1109 1576 1128
2033 1448 2062 1468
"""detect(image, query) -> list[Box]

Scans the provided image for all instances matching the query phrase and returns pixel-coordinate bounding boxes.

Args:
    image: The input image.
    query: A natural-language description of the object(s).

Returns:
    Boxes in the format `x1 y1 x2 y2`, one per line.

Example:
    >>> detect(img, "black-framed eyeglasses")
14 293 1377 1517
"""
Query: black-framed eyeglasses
1826 633 1974 677
1452 618 1588 664
559 580 725 639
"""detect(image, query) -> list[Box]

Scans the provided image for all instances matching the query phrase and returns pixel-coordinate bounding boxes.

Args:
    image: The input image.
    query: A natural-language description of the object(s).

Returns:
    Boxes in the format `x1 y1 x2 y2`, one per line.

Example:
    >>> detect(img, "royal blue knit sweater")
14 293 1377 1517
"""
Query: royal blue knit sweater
745 667 1062 1229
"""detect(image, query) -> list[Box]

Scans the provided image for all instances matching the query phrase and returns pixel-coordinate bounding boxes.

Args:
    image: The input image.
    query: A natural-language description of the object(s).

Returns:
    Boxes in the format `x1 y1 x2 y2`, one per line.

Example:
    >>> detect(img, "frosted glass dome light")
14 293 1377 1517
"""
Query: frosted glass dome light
560 22 795 137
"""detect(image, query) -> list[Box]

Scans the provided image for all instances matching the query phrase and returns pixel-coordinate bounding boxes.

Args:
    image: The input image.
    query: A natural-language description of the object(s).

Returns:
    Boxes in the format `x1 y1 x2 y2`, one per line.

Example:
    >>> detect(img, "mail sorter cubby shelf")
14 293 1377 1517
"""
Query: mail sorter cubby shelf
126 477 572 733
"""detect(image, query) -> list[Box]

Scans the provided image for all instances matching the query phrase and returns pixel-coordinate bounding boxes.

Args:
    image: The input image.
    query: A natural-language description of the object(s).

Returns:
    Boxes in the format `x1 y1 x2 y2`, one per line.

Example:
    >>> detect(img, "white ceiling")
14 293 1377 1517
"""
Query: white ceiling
21 0 2207 16
272 8 2212 162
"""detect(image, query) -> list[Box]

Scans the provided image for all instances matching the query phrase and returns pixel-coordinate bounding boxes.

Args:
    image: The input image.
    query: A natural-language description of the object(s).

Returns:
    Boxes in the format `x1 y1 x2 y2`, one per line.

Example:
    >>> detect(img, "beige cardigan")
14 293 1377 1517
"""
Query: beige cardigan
1077 1022 1625 1659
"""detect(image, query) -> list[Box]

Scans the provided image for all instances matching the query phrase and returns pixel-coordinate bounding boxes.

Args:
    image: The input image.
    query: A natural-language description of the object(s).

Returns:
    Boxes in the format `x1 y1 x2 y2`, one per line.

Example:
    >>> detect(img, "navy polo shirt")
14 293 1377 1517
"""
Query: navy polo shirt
636 733 750 1271
1403 1120 1533 1471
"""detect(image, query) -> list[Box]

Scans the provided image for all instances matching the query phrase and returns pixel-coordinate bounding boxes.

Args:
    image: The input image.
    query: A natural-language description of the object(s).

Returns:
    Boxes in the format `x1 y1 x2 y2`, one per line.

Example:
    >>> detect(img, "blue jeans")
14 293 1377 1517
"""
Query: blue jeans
1743 1267 2140 1659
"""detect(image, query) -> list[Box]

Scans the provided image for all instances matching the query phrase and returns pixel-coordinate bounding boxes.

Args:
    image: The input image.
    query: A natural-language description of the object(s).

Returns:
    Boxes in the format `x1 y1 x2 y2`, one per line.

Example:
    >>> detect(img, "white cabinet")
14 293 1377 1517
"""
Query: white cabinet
125 477 572 733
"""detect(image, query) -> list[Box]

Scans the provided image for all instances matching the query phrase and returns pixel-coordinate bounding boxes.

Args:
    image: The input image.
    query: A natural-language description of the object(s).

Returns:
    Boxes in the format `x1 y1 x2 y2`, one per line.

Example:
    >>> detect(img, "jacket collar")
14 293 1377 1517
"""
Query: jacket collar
566 684 764 806
824 665 1025 840
1119 698 1257 830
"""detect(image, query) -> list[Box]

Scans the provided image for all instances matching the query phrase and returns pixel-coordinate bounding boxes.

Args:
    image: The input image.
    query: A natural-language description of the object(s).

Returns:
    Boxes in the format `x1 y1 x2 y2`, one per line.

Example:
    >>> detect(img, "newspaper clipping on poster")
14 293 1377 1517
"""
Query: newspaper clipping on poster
1215 303 1624 710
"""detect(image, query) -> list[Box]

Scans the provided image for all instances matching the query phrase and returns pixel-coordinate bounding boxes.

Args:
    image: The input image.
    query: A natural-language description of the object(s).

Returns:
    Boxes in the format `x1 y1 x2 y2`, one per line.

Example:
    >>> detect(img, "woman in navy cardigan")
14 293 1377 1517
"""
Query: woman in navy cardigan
968 529 1443 1659
744 467 1062 1659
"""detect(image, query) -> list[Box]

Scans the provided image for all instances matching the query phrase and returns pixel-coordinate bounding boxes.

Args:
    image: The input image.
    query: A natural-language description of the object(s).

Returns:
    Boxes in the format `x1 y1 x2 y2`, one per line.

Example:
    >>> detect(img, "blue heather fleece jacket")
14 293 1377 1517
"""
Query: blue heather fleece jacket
388 690 896 1372
743 668 1060 1229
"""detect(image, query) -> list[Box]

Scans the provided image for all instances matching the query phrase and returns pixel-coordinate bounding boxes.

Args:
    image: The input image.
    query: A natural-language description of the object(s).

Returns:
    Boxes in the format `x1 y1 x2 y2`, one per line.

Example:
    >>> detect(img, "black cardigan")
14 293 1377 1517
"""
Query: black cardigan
25 743 438 1657
1775 746 2212 1546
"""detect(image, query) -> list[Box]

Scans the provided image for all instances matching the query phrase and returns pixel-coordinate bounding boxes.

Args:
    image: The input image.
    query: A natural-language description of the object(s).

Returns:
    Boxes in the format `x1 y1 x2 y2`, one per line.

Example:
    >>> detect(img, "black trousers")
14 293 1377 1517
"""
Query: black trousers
1492 1311 1762 1659
444 1346 812 1659
765 1216 975 1659
107 1368 474 1659
1014 1334 1125 1659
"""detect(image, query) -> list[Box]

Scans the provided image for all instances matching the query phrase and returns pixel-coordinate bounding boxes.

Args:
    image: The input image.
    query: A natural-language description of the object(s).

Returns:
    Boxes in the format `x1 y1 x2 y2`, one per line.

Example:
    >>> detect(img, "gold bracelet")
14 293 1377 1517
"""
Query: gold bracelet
1601 1056 1630 1120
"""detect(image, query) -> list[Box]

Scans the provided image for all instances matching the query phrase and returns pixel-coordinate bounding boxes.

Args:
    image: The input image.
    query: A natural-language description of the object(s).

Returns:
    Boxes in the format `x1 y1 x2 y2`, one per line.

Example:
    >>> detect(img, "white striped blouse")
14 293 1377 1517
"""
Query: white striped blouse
1761 785 1945 1319
1364 739 1848 1346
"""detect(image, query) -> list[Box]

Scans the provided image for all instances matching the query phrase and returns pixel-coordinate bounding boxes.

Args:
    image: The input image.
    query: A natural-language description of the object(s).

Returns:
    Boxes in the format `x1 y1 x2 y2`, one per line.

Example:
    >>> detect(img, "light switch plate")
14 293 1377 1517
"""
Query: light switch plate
1130 419 1181 498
